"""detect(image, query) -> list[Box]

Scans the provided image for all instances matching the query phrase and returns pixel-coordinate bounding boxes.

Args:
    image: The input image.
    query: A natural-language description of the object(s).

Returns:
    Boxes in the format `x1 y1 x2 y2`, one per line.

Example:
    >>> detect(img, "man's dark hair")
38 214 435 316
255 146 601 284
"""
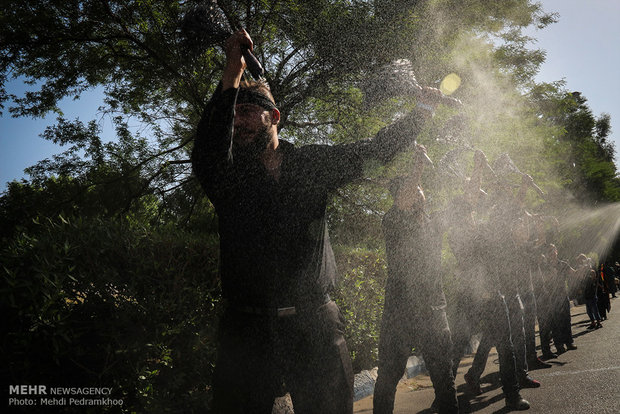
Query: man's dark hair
388 176 406 199
239 79 275 105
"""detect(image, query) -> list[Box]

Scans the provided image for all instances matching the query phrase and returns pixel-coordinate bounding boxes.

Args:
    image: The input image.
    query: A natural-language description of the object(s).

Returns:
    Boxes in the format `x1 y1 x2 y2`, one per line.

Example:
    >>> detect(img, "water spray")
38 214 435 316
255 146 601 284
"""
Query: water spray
361 59 468 190
556 203 620 262
180 0 265 80
361 59 462 110
493 153 545 198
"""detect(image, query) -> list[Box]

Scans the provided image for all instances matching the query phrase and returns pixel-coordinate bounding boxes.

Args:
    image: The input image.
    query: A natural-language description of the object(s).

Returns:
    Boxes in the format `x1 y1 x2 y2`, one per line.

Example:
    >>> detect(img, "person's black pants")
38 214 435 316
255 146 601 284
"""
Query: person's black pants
534 288 556 355
451 295 520 400
597 292 609 319
374 284 458 414
449 291 482 378
467 332 492 382
468 294 528 382
537 313 553 355
507 294 528 377
520 290 538 361
211 300 353 414
551 296 573 347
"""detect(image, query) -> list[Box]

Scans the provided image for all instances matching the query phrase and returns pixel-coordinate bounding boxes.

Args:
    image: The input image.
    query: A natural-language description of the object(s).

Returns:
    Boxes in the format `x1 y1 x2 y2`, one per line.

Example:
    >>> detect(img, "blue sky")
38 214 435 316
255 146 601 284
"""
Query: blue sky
525 0 620 149
0 86 113 191
1 0 619 191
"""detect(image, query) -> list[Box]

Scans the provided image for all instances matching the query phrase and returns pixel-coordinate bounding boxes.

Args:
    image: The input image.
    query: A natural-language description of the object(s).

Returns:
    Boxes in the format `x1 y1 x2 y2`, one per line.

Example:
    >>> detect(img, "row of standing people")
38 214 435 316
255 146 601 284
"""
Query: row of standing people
375 145 618 413
578 259 617 330
376 148 540 413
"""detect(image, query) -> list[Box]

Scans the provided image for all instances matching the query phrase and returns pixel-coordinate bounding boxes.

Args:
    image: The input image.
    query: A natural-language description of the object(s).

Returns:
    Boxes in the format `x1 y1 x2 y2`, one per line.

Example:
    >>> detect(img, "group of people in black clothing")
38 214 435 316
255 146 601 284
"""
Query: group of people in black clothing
191 29 615 414
578 257 617 330
373 145 604 413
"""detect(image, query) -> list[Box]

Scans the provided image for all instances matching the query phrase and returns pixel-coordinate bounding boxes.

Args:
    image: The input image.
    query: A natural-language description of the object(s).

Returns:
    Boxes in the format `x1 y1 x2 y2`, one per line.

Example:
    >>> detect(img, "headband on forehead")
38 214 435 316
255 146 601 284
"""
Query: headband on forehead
236 89 277 111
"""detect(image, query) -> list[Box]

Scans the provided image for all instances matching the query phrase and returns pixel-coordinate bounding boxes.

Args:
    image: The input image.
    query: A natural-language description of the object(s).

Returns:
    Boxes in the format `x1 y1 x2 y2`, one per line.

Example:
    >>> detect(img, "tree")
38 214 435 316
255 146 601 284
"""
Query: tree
1 212 222 412
1 0 560 249
528 85 620 204
1 0 556 180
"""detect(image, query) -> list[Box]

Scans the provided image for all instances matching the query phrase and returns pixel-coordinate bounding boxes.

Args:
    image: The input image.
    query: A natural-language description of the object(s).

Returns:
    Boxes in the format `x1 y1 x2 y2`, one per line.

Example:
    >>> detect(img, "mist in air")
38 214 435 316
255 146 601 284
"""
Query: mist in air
353 3 620 276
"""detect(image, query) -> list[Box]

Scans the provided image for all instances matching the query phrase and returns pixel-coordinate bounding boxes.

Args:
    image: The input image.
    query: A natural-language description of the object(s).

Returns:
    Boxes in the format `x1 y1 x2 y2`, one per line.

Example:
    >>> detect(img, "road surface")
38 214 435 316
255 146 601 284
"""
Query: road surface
354 300 620 413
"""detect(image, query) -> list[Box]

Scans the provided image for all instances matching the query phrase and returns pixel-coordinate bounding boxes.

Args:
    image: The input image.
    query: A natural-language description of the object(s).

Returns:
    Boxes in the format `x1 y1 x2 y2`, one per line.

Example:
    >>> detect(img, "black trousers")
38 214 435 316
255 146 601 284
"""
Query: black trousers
551 296 573 347
534 288 559 355
374 282 458 414
451 294 520 399
597 291 610 319
520 290 538 361
467 294 528 382
537 313 554 355
538 295 573 352
210 300 353 414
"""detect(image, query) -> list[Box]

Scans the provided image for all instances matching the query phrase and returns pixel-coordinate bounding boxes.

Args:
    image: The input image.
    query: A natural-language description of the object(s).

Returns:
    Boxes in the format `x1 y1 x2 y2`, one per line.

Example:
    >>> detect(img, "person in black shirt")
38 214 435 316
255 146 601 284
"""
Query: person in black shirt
461 178 541 403
572 253 591 304
604 262 617 298
373 145 458 414
519 213 553 369
597 264 610 320
465 214 543 388
539 244 577 355
447 154 530 411
583 269 603 329
191 29 458 414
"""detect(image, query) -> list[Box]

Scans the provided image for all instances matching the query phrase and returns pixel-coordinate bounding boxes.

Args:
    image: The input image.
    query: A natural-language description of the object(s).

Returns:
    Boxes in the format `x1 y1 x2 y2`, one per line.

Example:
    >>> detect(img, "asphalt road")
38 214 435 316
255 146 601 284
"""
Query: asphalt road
354 300 620 414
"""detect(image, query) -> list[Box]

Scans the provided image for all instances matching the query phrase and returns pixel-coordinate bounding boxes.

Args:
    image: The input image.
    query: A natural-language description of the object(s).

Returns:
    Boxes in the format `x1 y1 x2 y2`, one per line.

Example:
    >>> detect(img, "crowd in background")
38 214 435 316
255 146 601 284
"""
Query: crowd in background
374 146 619 413
575 258 617 329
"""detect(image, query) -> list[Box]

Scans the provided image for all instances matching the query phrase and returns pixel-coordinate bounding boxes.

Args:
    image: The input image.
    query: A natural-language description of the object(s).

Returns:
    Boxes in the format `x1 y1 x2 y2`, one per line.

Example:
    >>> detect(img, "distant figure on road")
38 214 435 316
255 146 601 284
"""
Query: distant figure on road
597 264 610 320
605 262 617 298
583 269 603 329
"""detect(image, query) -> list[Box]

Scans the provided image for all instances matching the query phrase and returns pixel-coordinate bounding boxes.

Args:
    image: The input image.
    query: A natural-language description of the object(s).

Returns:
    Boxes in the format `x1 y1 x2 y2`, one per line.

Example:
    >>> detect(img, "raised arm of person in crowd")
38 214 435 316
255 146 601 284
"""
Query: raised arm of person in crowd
517 173 545 208
471 149 494 189
283 83 460 191
391 144 432 211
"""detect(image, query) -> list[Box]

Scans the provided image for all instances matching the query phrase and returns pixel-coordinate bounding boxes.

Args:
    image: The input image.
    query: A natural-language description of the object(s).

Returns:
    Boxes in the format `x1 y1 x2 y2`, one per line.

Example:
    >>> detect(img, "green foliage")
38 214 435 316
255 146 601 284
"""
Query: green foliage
328 181 391 249
332 246 388 372
2 215 221 413
0 0 567 221
528 86 620 204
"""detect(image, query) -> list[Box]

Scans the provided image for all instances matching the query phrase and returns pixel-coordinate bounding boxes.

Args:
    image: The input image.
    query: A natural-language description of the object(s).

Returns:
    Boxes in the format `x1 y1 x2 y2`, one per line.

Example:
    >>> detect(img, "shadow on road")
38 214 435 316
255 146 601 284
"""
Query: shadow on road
453 372 505 413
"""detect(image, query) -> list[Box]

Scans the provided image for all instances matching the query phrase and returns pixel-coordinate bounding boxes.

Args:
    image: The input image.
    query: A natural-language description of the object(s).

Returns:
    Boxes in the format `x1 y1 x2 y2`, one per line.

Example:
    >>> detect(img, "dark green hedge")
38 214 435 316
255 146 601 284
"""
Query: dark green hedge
2 216 221 413
2 216 392 412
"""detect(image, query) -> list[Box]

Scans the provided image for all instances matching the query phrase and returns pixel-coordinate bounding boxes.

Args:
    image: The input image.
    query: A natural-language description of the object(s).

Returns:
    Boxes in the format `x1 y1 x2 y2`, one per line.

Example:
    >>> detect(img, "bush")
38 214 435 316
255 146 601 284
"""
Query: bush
2 216 221 413
332 246 388 372
3 213 405 409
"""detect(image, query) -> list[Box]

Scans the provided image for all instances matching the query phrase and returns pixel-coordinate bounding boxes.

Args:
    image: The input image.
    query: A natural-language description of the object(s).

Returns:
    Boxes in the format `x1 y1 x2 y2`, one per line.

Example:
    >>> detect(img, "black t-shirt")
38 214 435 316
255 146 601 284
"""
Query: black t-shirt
446 197 497 299
583 277 598 300
191 85 425 307
382 207 446 308
540 258 572 301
